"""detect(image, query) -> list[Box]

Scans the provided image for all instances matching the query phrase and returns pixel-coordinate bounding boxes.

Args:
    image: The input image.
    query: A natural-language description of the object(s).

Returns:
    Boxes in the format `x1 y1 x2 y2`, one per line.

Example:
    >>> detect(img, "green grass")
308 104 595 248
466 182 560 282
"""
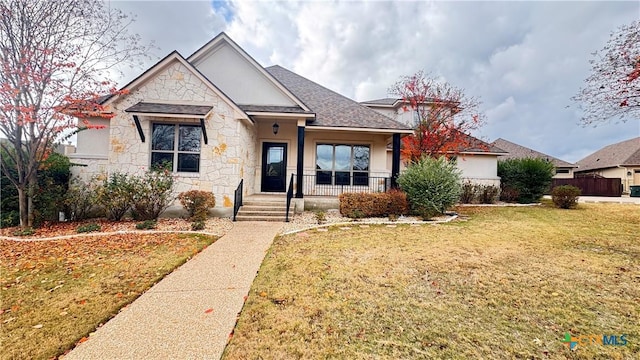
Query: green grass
224 204 639 359
0 233 217 360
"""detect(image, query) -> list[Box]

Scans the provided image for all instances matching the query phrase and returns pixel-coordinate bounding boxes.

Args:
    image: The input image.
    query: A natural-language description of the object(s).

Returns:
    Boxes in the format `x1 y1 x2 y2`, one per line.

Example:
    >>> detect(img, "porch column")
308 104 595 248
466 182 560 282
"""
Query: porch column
296 125 305 198
391 133 401 188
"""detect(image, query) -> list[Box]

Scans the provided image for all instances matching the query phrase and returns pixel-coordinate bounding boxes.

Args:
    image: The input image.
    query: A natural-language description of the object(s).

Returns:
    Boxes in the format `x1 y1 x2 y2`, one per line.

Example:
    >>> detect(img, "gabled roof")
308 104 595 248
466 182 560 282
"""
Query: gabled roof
576 137 640 172
187 32 310 112
361 97 441 108
100 51 248 121
492 138 577 168
237 104 313 114
458 132 507 155
266 65 412 132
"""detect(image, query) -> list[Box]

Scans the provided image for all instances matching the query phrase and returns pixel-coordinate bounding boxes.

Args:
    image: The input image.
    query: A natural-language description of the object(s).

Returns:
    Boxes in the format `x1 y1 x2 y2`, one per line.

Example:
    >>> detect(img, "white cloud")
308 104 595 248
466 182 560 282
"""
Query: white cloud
113 0 640 163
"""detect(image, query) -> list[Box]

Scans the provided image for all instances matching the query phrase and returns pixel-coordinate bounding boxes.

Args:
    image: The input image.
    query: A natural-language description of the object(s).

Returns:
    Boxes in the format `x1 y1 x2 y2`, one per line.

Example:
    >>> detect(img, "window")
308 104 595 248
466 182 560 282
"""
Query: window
151 123 201 172
556 169 570 174
316 144 369 185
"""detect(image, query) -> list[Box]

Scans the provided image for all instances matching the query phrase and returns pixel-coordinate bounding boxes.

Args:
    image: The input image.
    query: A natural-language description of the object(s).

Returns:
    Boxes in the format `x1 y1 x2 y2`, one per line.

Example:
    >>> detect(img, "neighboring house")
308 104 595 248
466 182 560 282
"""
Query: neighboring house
362 98 506 187
574 137 640 193
70 32 413 217
491 138 577 179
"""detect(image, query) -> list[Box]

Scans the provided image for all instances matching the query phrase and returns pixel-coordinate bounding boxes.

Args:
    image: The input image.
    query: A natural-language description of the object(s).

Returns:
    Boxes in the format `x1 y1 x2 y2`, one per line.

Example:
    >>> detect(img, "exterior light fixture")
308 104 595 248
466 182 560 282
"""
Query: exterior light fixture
272 122 279 135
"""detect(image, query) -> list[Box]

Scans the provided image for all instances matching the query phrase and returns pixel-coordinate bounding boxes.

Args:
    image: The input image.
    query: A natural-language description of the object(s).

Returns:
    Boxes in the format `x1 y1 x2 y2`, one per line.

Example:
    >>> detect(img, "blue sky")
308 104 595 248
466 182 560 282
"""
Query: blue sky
112 0 640 163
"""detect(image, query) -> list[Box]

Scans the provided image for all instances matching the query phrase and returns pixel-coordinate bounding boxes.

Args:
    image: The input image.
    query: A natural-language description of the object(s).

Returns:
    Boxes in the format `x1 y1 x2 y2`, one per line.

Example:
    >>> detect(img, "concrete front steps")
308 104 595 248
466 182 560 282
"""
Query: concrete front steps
234 194 289 222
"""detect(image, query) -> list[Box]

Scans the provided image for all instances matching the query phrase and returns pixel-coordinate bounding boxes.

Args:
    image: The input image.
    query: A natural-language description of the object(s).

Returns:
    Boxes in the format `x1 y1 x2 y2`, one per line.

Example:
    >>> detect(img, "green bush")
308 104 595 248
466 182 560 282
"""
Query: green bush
551 185 581 209
97 172 136 221
178 190 215 221
136 220 157 230
397 156 461 219
131 169 175 221
498 158 554 203
13 227 35 236
64 177 100 221
499 186 520 203
1 152 70 227
76 222 101 233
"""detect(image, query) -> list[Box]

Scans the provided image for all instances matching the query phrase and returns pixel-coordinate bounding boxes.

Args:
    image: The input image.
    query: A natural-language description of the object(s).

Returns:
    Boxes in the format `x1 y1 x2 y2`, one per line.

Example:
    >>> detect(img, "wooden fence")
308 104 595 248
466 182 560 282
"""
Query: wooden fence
551 178 622 197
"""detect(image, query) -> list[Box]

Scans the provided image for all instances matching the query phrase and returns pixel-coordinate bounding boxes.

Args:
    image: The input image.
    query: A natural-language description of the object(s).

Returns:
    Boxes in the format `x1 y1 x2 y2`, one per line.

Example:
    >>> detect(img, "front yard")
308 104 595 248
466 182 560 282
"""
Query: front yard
224 204 639 359
0 232 218 360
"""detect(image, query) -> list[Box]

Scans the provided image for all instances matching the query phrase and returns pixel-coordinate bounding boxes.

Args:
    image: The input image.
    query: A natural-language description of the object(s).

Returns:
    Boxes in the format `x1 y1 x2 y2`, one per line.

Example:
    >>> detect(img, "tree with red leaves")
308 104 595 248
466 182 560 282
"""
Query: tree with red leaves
0 0 152 227
389 71 485 163
573 20 640 126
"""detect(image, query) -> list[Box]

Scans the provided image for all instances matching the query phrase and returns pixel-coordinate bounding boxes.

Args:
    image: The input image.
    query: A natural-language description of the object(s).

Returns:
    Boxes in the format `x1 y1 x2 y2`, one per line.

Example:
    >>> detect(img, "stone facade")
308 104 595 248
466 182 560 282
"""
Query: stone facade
71 60 257 216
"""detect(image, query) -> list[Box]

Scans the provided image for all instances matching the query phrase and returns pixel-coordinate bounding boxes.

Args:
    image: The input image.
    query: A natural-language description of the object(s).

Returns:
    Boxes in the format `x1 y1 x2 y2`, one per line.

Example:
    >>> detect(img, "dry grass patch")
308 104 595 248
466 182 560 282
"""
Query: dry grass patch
224 204 639 359
0 233 217 360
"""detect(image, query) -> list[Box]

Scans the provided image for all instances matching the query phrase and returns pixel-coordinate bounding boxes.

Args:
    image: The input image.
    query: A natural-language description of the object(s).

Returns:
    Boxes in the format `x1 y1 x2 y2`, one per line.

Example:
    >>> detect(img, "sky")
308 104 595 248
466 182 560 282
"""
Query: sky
111 0 640 163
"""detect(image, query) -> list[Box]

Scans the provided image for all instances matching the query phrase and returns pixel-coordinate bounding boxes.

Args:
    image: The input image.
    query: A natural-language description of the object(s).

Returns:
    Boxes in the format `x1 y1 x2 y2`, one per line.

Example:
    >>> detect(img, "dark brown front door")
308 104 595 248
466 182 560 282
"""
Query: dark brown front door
261 142 287 192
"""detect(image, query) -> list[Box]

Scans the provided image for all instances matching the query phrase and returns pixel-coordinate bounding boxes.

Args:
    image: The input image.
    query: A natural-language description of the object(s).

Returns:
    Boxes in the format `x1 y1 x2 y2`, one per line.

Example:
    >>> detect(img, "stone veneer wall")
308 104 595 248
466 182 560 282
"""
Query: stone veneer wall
73 60 257 216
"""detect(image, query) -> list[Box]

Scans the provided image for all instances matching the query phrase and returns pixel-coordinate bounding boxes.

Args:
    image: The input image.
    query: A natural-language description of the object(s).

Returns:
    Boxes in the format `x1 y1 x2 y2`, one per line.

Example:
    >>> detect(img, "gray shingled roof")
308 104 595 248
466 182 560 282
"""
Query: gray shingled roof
238 104 312 114
492 138 577 168
265 66 411 131
459 132 507 154
360 98 400 106
576 137 640 172
124 102 212 116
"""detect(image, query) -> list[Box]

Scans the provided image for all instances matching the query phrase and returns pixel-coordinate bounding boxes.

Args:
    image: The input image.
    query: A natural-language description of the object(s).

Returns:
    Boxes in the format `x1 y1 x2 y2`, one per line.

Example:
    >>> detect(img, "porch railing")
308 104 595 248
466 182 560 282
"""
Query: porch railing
232 179 243 221
285 174 294 222
298 174 391 196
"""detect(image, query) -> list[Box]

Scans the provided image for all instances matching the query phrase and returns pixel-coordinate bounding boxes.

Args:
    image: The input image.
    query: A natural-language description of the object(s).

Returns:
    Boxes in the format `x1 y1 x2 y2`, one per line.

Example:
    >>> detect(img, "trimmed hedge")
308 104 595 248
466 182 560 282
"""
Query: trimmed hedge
551 185 581 209
498 158 554 203
339 190 409 219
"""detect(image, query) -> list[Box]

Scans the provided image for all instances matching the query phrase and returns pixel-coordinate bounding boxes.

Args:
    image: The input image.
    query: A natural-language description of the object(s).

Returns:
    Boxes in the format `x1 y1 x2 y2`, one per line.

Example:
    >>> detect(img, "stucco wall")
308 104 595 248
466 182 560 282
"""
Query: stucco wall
192 45 296 107
72 60 256 215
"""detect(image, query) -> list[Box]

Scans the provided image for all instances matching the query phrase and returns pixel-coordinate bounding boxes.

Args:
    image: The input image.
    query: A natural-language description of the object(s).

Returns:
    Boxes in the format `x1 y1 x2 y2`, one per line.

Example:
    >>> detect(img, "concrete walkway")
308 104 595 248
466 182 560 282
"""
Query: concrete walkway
63 222 282 360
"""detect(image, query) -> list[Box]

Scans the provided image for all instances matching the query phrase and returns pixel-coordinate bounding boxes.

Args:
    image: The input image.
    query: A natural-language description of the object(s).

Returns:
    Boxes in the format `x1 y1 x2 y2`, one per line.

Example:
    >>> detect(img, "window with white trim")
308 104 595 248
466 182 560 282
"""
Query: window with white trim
151 123 201 172
316 144 370 185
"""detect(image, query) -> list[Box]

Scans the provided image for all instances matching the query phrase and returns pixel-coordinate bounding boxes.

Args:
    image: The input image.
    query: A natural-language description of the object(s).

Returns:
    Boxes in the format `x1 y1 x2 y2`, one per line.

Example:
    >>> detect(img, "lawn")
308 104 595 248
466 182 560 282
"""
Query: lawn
0 232 217 360
224 203 639 359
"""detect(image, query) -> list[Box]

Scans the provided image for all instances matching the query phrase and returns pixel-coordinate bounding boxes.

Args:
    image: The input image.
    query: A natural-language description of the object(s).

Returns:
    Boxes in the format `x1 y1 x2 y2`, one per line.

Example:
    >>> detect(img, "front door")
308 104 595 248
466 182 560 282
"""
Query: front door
261 142 287 192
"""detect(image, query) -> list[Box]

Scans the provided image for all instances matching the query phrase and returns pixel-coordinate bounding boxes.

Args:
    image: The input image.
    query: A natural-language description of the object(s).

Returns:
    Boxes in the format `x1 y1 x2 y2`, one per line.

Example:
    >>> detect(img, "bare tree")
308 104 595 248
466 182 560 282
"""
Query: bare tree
573 20 640 126
0 0 153 227
389 71 485 163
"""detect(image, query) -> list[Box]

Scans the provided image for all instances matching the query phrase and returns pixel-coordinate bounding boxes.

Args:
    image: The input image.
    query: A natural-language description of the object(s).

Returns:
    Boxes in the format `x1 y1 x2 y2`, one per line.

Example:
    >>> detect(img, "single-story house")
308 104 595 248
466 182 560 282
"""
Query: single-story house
363 98 506 187
71 32 502 217
574 136 640 193
491 138 577 179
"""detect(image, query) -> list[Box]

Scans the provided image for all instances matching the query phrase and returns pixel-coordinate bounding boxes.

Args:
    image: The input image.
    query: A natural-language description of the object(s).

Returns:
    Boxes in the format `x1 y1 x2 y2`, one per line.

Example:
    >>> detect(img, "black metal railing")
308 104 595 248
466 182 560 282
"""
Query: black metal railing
298 173 390 196
285 174 294 222
232 179 243 221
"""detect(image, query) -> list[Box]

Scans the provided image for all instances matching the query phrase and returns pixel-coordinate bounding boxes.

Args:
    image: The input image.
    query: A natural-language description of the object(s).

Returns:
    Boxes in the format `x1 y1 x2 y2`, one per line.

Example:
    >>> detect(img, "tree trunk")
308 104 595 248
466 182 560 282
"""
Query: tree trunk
26 170 37 228
17 186 28 228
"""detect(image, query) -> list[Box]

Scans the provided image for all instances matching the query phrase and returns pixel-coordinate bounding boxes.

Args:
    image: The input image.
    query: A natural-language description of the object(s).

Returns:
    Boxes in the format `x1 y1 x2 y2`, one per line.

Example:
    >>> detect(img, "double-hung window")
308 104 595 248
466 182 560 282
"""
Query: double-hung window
316 144 370 186
151 123 201 172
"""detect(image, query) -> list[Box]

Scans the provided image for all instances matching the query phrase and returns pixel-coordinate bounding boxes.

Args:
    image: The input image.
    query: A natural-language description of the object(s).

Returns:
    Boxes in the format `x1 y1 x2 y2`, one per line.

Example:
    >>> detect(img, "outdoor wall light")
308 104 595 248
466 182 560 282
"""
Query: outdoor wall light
272 122 279 135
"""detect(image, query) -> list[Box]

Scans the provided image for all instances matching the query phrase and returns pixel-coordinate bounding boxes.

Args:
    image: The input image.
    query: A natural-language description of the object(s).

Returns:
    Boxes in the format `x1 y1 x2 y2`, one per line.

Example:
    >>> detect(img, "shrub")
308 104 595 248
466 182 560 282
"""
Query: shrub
131 169 175 221
459 181 479 204
64 177 99 221
339 192 389 218
478 184 500 204
551 185 581 209
77 223 101 233
314 210 327 224
387 189 409 216
498 158 554 203
397 156 462 220
13 227 35 236
499 186 520 203
1 151 70 227
191 221 205 231
136 220 157 230
97 172 136 221
178 190 215 221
